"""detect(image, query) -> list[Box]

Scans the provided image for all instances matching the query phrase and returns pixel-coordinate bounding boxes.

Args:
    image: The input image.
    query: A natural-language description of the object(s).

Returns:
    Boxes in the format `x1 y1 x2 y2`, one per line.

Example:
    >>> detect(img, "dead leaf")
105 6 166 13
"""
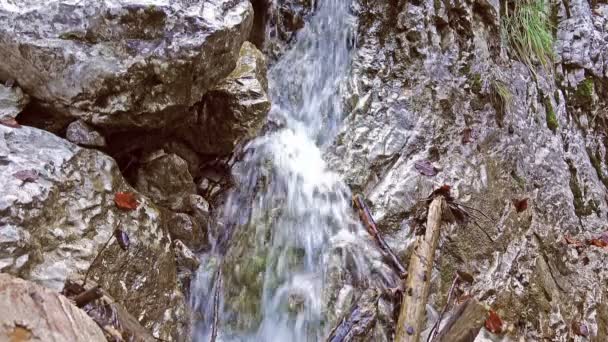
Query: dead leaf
13 169 39 183
572 321 589 337
114 192 139 210
512 198 528 213
0 118 21 128
414 160 438 176
564 234 585 248
114 229 130 250
485 309 503 334
588 238 608 248
462 128 473 144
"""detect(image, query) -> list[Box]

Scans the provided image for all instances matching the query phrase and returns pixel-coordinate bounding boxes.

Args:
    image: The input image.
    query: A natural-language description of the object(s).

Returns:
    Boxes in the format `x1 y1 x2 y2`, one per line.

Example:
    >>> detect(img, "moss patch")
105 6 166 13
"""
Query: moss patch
574 78 595 109
543 97 558 132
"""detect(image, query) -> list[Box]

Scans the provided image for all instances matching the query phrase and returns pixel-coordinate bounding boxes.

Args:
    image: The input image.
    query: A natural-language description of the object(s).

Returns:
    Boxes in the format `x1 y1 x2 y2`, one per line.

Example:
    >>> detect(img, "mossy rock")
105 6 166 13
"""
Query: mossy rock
543 97 558 132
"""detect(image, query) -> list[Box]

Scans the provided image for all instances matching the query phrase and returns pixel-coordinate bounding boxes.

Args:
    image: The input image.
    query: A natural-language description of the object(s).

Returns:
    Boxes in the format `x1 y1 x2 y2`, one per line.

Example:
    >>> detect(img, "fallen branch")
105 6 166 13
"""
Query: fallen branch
435 299 487 342
326 289 380 342
353 194 407 278
210 268 222 342
395 195 446 342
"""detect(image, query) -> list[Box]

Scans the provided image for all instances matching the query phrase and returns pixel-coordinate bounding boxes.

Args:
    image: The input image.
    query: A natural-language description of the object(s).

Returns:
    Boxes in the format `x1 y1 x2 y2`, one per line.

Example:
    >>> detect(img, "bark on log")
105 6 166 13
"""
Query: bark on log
435 299 487 342
353 194 407 277
395 196 446 342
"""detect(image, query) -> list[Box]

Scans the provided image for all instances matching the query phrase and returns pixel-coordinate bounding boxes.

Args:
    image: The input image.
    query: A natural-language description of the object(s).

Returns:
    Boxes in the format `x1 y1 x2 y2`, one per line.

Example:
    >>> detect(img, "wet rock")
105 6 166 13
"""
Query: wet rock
0 273 106 342
166 211 206 252
181 42 271 155
66 120 107 147
325 0 608 340
0 83 29 120
260 0 313 57
163 140 202 179
135 150 197 208
0 0 253 130
173 239 200 296
0 125 189 341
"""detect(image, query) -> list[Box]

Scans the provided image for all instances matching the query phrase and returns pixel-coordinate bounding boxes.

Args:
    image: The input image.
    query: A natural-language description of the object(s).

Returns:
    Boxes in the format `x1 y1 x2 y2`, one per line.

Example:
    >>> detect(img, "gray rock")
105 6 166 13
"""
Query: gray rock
0 83 29 120
323 0 608 340
0 273 107 342
66 119 107 147
166 211 206 251
181 41 271 155
135 150 197 208
0 125 189 341
0 0 253 130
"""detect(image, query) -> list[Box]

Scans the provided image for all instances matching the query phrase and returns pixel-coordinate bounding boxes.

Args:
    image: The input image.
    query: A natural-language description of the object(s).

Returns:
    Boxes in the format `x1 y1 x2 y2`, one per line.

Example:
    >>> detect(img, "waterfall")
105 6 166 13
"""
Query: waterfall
191 1 395 340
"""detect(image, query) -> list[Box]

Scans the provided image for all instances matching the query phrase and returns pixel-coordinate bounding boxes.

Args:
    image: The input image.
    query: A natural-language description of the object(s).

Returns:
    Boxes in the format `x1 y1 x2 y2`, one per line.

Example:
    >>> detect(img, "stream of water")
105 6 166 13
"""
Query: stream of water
191 1 391 340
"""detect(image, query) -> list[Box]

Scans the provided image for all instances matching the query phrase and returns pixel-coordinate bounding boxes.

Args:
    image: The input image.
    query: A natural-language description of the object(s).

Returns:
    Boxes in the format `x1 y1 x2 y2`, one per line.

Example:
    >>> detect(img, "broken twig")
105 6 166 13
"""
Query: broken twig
210 268 222 342
326 289 380 342
353 194 407 278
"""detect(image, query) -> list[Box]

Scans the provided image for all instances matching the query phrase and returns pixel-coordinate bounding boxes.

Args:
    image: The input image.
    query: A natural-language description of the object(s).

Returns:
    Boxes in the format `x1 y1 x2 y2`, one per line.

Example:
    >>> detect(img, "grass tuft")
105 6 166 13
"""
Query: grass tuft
502 0 554 73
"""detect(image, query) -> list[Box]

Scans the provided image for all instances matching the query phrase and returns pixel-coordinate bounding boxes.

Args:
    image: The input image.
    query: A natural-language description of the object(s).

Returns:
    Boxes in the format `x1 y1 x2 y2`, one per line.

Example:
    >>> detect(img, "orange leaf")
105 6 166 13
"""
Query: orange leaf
588 238 608 248
485 309 503 334
114 192 139 210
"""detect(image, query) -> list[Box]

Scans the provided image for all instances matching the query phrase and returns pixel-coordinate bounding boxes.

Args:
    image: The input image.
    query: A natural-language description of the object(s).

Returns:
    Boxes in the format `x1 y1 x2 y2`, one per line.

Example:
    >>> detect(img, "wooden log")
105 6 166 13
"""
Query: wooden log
353 194 407 277
395 196 445 342
435 299 487 342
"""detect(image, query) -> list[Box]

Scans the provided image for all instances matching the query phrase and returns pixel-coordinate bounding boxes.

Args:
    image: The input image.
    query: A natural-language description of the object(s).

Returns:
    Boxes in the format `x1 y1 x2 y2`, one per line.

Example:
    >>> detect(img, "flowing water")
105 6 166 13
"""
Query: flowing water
191 0 395 340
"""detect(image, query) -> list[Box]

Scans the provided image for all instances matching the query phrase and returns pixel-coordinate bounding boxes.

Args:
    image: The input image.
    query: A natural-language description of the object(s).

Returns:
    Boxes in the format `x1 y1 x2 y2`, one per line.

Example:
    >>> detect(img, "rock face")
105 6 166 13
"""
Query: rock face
0 83 29 120
181 41 271 155
324 0 608 340
0 273 106 342
0 0 253 130
0 125 189 341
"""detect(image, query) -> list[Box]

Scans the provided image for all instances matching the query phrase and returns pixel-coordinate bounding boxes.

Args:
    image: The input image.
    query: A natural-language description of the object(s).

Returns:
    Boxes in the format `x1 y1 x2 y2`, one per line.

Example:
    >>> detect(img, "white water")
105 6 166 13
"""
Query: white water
191 1 394 340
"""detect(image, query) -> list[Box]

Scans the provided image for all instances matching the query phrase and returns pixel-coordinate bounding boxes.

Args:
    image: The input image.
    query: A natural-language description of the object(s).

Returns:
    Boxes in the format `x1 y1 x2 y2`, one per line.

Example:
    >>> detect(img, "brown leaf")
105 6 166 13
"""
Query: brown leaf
114 192 139 210
588 238 608 248
572 321 589 337
564 234 585 248
414 160 438 176
485 309 503 334
13 169 39 183
462 128 473 144
0 118 21 128
512 198 528 213
114 229 130 250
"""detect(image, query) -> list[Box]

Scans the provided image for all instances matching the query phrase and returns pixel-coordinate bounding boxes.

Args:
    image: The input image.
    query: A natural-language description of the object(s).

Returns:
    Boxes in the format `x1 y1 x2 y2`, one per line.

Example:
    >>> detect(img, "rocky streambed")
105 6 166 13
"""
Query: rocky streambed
1 0 608 341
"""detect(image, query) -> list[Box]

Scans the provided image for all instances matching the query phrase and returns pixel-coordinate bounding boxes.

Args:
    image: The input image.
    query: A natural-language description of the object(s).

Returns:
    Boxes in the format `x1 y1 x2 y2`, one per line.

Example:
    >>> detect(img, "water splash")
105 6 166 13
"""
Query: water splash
191 0 395 340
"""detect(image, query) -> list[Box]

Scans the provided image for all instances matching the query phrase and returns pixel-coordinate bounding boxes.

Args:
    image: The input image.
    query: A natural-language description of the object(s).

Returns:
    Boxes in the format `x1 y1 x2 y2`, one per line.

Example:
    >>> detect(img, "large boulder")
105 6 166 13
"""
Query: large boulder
0 0 253 130
0 273 106 342
181 41 271 155
0 124 189 341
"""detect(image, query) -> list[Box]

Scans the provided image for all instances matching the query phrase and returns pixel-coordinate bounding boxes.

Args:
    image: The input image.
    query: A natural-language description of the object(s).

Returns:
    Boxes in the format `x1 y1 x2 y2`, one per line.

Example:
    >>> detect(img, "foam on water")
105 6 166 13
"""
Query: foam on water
190 1 393 341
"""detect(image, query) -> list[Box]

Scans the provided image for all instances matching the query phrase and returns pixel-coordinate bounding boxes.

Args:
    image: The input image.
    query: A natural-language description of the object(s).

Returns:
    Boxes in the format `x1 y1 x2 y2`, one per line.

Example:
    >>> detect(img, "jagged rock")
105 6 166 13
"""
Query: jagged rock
0 125 189 341
254 0 313 57
323 0 608 340
66 120 107 147
0 0 253 130
166 211 206 251
0 273 106 342
135 150 197 208
181 41 271 155
0 83 29 120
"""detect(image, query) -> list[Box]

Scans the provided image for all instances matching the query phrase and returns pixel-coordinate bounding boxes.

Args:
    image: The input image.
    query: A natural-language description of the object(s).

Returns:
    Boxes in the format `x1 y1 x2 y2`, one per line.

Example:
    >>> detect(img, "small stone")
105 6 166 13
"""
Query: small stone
65 120 106 147
407 326 414 335
0 84 29 120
